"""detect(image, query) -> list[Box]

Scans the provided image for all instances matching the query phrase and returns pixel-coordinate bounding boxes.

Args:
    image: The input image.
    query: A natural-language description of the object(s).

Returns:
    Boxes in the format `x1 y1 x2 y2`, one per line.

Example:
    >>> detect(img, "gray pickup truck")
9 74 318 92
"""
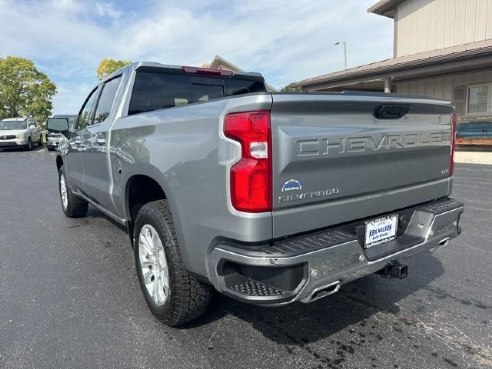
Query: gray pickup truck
49 62 464 326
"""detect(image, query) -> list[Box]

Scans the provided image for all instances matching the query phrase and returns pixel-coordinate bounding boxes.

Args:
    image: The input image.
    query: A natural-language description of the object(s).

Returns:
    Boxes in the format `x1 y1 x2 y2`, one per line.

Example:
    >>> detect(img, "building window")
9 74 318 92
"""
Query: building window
467 85 491 114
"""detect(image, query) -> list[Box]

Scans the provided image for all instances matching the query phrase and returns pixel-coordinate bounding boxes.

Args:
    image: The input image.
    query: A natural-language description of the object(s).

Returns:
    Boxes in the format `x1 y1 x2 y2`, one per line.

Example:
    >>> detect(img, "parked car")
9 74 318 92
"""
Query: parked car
49 62 464 327
0 117 42 150
46 115 77 151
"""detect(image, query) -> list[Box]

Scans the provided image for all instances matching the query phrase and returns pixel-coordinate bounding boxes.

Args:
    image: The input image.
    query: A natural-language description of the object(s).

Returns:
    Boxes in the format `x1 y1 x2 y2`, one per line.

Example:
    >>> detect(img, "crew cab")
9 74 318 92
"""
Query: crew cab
49 62 464 326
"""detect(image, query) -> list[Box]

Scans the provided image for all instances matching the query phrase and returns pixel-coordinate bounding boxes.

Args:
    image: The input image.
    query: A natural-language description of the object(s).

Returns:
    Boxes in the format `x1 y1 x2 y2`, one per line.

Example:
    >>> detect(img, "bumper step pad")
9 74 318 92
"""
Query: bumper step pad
229 280 288 297
417 198 464 214
261 230 356 257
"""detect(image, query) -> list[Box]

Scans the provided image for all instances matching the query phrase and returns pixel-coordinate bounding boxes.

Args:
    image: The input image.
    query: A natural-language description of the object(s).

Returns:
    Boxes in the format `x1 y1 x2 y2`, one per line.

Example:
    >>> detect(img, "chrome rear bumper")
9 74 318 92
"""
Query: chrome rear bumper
207 198 464 305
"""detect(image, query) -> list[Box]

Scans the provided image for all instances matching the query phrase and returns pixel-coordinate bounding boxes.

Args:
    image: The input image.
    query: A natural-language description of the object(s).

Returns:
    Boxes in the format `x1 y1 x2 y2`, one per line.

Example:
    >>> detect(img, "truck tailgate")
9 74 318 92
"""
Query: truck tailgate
271 93 454 238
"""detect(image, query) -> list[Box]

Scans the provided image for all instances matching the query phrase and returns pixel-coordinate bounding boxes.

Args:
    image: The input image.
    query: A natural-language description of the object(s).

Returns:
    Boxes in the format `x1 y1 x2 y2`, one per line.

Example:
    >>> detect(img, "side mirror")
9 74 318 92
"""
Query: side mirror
46 118 70 135
29 124 36 129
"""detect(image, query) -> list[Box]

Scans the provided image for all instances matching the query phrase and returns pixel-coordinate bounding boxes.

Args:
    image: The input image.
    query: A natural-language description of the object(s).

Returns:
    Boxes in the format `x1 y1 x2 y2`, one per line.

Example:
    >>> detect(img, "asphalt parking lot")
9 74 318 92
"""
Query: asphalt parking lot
0 147 491 369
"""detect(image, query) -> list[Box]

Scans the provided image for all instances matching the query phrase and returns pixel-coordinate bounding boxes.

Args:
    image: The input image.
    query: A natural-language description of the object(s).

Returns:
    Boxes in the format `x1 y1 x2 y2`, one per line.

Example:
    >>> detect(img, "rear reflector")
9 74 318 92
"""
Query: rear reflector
450 112 457 176
224 111 272 212
181 66 234 77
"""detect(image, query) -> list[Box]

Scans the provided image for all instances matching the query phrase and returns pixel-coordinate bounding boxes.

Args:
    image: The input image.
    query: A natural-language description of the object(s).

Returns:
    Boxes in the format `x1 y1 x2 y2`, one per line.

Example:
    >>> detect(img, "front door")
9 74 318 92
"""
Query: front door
65 87 99 193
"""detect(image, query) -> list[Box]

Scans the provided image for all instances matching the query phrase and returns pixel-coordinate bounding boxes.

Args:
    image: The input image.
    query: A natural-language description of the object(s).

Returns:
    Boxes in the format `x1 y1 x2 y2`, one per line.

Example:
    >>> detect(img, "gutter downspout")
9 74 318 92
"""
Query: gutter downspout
384 77 392 93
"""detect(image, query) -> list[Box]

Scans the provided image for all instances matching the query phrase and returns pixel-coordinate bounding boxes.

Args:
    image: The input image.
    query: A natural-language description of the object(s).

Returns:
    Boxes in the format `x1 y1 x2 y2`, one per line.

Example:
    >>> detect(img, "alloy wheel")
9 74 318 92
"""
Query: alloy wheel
138 224 170 306
59 174 68 210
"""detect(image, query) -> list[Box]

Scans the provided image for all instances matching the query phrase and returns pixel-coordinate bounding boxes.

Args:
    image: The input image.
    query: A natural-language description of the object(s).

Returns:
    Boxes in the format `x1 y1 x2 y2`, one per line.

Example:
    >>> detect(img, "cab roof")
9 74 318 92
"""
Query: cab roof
103 61 264 83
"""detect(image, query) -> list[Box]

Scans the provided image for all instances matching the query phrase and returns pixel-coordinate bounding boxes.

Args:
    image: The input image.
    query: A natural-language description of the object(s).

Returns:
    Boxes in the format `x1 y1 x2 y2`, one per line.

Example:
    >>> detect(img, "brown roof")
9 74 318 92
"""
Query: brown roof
290 40 492 89
209 55 244 71
367 0 405 17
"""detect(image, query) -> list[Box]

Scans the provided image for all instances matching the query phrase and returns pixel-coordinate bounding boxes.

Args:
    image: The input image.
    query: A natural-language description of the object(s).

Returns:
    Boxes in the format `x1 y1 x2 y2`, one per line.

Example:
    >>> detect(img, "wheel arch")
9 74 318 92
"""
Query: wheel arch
125 173 169 243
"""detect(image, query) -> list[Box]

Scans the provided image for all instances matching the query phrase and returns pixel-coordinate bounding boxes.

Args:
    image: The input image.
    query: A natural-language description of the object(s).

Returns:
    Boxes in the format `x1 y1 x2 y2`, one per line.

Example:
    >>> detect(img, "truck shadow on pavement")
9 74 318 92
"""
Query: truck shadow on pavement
81 205 446 363
183 254 445 368
190 252 444 345
77 206 452 367
84 207 128 231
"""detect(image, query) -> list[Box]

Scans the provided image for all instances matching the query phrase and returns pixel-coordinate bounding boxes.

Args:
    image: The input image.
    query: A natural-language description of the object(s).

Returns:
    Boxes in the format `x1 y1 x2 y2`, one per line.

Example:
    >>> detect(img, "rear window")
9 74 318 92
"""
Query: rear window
128 68 267 115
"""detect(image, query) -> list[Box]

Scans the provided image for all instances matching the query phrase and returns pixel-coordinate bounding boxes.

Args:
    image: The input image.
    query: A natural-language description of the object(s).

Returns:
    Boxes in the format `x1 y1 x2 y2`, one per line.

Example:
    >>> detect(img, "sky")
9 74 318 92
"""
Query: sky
0 0 394 114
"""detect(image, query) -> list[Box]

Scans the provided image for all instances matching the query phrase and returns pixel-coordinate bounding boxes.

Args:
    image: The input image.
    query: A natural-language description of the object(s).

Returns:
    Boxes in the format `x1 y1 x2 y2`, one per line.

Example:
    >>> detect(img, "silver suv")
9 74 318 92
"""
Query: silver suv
0 118 42 150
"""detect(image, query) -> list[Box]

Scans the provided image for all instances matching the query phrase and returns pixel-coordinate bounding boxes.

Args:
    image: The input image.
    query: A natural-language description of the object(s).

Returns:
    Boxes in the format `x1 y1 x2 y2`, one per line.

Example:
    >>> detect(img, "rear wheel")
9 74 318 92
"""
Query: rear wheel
134 200 212 326
58 166 88 218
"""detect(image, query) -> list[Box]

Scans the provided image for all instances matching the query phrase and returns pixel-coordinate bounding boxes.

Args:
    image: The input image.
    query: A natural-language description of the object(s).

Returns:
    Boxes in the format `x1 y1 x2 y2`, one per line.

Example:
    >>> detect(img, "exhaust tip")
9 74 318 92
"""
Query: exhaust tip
308 281 341 302
438 237 451 247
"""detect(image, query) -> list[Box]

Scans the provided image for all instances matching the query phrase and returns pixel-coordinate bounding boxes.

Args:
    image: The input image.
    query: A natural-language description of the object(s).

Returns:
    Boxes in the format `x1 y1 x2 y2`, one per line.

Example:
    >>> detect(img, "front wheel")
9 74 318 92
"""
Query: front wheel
58 166 88 218
26 137 32 151
134 200 212 326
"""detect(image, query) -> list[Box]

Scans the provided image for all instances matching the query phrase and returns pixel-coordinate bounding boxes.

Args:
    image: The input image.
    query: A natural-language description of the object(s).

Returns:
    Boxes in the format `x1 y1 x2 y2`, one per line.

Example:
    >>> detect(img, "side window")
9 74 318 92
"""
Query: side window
76 88 99 130
93 76 122 124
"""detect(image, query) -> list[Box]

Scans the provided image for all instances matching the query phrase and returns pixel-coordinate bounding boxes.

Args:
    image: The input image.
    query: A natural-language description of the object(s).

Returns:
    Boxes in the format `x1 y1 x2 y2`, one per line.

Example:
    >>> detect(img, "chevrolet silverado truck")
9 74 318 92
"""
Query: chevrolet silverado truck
49 62 464 326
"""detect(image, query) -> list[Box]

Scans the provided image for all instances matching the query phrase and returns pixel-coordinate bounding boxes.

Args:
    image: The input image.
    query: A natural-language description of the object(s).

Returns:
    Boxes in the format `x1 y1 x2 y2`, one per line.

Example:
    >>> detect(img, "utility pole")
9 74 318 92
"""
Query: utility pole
335 41 347 69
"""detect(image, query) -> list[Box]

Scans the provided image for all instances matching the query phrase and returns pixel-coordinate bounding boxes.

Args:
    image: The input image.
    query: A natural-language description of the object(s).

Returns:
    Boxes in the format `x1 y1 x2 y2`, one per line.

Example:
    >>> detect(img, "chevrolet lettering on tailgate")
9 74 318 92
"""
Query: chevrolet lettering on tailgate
296 131 450 156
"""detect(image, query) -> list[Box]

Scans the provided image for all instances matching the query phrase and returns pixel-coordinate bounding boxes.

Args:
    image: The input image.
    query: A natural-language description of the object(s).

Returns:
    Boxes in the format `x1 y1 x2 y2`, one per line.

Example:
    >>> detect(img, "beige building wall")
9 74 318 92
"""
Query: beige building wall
395 0 492 57
395 68 492 121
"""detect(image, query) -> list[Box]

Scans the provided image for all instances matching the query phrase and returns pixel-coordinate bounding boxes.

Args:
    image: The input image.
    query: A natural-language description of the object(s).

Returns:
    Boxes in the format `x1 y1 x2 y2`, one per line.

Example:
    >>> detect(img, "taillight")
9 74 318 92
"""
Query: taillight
181 66 234 77
224 111 272 212
450 112 457 176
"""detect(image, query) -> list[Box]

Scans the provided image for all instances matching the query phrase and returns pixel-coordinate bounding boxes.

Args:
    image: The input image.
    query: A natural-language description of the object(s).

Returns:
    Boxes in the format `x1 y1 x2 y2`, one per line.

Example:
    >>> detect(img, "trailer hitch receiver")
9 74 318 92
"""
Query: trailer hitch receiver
376 260 408 279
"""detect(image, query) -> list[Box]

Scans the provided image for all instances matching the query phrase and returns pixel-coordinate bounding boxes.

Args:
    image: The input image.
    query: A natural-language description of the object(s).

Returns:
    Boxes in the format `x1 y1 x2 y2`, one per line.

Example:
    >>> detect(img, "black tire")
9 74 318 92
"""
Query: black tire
134 200 212 326
58 166 88 218
26 137 32 151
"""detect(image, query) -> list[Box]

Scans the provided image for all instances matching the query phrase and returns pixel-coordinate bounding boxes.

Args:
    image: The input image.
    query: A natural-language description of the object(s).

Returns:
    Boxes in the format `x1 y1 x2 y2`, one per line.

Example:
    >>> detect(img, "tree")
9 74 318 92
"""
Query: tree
0 56 57 122
96 58 131 80
279 85 301 93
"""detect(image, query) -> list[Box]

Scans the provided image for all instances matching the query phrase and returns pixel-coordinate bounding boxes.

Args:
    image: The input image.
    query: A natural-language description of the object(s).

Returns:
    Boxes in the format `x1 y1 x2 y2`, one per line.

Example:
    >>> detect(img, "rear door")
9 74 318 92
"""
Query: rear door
27 119 40 143
27 119 41 143
270 93 454 237
34 121 41 143
81 75 122 213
